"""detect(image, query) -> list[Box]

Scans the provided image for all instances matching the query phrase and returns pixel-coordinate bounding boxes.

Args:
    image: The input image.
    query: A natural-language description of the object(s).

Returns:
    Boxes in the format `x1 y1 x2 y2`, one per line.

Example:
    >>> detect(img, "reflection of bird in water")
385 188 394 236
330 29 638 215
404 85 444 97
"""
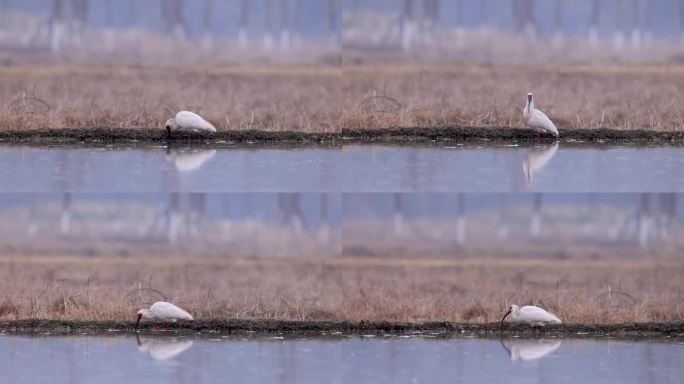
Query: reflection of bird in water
136 335 194 361
500 338 562 361
523 142 559 186
165 148 217 172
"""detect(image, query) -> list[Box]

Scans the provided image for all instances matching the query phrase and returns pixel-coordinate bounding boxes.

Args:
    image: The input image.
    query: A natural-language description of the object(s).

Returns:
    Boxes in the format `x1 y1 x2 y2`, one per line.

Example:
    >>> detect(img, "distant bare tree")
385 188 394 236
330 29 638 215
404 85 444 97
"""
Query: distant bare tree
531 193 542 237
553 0 564 43
238 0 249 47
589 0 600 45
630 0 641 47
327 0 340 45
203 0 213 37
280 0 291 47
479 0 489 25
512 0 536 37
614 0 625 49
456 193 466 246
393 193 404 237
127 0 137 27
680 0 684 41
161 0 185 39
263 0 274 49
401 0 415 51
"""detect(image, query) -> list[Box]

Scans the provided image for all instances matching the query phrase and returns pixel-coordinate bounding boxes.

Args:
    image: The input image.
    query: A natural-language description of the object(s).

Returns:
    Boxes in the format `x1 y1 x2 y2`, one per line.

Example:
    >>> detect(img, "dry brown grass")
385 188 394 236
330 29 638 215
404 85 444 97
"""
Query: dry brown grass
2 62 684 134
0 65 341 133
342 63 684 131
0 255 681 324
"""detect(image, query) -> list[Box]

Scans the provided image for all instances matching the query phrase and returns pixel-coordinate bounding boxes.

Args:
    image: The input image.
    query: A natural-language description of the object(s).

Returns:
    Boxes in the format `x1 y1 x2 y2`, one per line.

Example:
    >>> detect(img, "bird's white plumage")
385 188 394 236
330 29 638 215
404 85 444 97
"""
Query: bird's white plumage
523 93 559 137
166 111 216 133
502 304 561 326
139 301 193 322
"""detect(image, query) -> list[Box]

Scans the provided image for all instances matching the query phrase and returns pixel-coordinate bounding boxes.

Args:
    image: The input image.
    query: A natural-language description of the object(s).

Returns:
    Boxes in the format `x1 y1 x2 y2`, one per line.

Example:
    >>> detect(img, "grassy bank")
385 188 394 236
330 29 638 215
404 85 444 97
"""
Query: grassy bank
0 126 681 144
1 319 682 339
0 255 682 324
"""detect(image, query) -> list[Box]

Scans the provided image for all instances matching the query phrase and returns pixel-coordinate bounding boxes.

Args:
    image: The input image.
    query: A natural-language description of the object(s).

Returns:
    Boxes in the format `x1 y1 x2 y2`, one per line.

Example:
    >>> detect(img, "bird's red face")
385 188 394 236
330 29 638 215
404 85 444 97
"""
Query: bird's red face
527 94 533 102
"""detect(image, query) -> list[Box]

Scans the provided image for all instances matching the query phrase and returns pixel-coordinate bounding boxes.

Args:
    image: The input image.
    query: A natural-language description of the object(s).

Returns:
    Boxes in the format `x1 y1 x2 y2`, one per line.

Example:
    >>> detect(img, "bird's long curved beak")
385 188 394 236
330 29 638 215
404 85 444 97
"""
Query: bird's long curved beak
500 309 512 327
135 313 142 331
166 126 171 137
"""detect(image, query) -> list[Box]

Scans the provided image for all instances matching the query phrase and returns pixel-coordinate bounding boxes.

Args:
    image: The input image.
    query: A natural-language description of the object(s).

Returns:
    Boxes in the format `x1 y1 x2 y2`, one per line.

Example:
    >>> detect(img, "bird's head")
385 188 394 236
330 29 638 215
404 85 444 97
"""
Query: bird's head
135 309 151 330
501 304 517 326
165 118 175 136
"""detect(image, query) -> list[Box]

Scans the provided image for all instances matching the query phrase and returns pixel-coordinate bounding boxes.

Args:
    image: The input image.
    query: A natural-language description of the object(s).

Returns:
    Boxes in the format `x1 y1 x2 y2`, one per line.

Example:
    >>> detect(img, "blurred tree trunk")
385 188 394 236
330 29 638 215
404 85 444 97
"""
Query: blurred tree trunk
479 0 488 25
238 0 249 47
456 193 466 246
589 0 600 45
263 0 274 49
293 0 303 44
680 0 684 41
280 0 291 47
161 0 185 39
512 0 536 37
393 193 404 238
203 0 213 37
630 0 641 47
531 193 542 237
614 0 625 49
401 0 415 51
327 0 339 45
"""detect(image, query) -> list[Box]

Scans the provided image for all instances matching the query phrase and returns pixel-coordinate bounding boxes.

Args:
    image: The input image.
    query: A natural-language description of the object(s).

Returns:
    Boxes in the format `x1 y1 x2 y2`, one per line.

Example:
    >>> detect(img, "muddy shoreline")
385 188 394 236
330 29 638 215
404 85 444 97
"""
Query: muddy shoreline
1 319 682 339
0 126 682 145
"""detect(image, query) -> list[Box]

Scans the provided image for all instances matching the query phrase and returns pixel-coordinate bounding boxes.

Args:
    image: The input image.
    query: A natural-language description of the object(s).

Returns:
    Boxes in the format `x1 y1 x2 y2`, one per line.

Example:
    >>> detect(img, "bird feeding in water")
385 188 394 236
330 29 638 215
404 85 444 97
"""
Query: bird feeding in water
500 304 562 327
135 301 194 330
165 111 217 137
523 93 559 138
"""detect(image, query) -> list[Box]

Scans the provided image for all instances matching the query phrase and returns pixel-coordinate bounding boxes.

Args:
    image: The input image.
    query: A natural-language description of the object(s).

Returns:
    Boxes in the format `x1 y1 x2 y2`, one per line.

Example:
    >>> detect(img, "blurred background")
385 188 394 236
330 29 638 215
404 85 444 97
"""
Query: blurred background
344 193 684 260
0 193 341 258
343 0 684 62
0 0 341 64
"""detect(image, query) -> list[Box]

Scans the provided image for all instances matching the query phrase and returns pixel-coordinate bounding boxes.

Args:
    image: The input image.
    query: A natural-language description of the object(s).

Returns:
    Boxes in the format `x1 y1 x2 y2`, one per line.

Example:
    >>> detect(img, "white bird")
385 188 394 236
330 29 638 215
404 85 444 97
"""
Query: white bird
136 335 194 360
165 111 217 135
500 339 562 361
136 301 194 330
523 93 559 138
501 304 561 326
523 142 559 186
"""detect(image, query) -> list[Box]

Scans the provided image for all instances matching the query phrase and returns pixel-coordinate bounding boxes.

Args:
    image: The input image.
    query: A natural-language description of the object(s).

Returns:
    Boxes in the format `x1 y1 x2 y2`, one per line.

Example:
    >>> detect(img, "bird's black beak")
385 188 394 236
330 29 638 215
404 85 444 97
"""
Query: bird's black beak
500 309 511 327
135 313 142 331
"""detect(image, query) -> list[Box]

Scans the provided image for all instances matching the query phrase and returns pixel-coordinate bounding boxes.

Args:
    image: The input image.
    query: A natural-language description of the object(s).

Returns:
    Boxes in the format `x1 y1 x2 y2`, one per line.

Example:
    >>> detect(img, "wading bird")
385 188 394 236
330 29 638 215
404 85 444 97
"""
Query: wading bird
136 301 194 330
500 304 561 327
523 93 559 138
165 111 217 137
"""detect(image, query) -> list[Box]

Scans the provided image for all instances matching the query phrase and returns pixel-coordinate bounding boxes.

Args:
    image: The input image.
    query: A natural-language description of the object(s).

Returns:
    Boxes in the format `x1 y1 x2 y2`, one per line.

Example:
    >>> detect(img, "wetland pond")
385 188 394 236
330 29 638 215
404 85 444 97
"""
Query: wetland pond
0 334 682 384
0 142 682 192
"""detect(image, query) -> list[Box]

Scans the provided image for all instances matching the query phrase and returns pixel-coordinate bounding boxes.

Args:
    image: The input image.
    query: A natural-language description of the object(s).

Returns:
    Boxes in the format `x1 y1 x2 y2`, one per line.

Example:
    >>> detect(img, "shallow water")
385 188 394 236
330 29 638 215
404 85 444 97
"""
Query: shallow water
0 334 682 384
0 144 340 192
341 143 684 192
0 143 682 192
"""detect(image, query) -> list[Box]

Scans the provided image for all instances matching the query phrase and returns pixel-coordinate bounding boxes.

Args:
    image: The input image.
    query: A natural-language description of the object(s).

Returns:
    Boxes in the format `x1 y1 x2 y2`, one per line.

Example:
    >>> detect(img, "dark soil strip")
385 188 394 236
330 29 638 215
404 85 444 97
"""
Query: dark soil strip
2 320 683 339
0 127 682 144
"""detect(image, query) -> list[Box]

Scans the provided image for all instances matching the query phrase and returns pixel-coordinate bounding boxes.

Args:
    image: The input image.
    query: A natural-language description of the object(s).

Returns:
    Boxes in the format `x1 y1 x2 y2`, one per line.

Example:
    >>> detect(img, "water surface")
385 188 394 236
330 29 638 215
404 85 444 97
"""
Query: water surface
0 334 681 384
1 142 682 192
